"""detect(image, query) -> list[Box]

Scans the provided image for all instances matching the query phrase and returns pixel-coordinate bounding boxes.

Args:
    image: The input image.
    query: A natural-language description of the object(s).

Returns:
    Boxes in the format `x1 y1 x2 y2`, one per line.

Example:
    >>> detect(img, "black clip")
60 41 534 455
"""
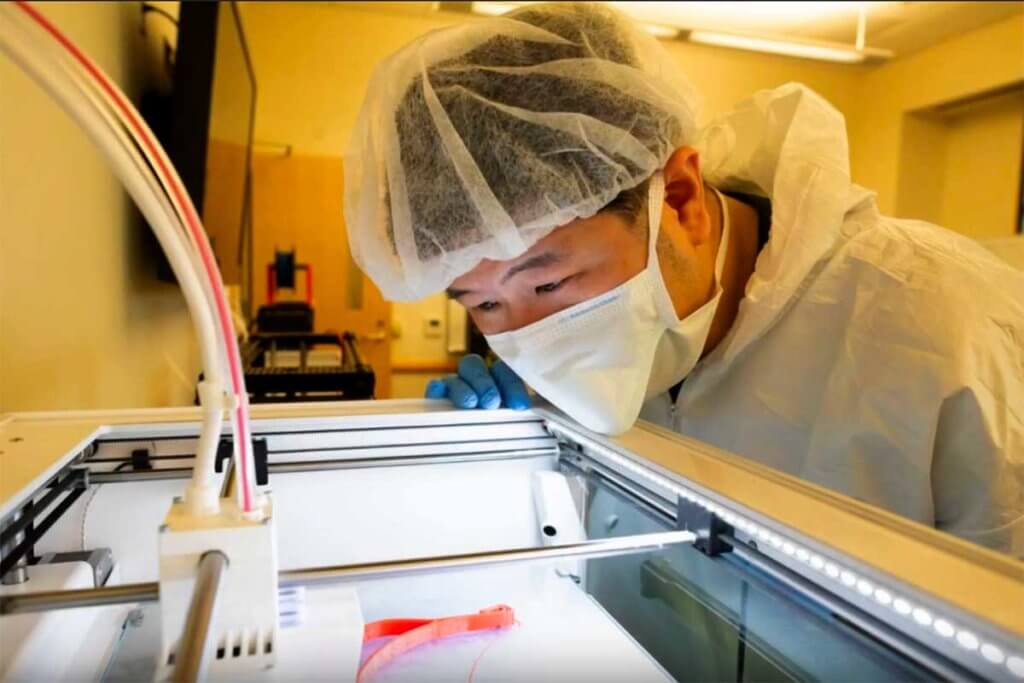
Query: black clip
214 439 232 474
130 448 154 471
214 438 269 486
677 496 733 557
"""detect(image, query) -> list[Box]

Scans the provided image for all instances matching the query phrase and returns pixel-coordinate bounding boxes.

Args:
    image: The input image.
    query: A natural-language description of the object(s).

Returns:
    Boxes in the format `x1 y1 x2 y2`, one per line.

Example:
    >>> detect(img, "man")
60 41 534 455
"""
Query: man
345 3 1023 554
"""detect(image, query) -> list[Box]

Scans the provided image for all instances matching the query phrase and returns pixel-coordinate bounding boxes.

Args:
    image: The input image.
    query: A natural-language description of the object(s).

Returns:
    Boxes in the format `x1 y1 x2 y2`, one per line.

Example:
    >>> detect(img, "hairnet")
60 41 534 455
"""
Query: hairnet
344 2 700 300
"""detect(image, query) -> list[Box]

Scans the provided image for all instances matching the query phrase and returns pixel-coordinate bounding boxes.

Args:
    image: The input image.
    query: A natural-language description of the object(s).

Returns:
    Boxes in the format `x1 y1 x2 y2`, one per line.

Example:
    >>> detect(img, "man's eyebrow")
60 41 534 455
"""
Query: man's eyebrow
446 286 471 300
500 251 563 284
445 251 564 299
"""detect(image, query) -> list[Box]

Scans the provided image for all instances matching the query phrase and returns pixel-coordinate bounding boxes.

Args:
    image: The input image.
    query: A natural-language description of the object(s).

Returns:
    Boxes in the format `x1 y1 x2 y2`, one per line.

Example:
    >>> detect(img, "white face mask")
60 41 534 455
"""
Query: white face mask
485 173 731 435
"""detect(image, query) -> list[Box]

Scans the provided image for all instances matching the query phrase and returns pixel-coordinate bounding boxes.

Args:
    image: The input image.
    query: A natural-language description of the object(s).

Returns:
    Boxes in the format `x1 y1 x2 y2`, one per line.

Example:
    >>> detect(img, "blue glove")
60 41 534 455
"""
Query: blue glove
424 354 531 410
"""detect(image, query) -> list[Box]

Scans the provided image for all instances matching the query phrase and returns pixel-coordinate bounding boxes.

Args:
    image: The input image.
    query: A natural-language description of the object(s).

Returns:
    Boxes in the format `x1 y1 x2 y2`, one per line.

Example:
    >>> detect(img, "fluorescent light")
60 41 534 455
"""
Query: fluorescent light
639 23 680 40
610 2 873 26
688 30 866 63
470 2 679 39
470 1 519 17
466 2 890 61
473 1 884 26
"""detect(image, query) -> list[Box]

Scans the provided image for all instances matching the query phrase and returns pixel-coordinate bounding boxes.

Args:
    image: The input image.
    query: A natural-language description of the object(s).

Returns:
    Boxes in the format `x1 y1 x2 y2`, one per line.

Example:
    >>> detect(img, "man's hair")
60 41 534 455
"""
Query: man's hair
602 178 650 228
389 3 679 259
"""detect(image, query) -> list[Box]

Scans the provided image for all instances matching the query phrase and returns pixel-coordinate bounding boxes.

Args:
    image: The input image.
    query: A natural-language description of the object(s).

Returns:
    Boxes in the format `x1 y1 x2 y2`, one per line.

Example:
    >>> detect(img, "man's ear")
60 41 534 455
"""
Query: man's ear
662 146 710 247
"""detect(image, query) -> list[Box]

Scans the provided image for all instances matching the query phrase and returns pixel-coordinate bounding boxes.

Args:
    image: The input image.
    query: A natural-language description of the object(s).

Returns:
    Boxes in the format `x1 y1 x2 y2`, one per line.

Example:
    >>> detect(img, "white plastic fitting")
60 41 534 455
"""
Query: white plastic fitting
158 495 279 678
185 380 229 516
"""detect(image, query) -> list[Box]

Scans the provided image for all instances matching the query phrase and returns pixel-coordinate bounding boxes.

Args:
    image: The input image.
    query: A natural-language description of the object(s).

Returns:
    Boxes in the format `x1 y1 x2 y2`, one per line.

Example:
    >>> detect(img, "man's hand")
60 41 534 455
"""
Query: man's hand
424 354 531 410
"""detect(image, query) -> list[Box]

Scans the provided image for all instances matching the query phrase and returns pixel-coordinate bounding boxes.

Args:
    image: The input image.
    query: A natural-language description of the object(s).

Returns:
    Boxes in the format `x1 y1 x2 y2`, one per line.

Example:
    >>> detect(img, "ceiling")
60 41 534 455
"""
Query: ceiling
336 1 1024 59
781 2 1024 56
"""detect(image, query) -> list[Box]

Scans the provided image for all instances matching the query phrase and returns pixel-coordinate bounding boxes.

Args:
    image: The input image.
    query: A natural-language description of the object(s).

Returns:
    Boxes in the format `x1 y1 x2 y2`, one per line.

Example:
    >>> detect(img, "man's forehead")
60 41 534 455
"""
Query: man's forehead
449 221 578 290
449 209 642 294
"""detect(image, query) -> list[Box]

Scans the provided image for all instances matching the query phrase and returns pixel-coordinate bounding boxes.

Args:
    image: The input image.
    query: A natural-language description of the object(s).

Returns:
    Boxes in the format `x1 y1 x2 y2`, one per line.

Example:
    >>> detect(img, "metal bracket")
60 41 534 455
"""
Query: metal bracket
676 496 733 557
36 548 114 587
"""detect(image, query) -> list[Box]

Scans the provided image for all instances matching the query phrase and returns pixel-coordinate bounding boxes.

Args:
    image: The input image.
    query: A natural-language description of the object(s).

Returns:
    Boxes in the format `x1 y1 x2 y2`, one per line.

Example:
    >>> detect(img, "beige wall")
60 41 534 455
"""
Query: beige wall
208 4 256 146
938 93 1023 239
237 2 456 157
391 371 439 402
391 292 450 363
0 2 199 412
660 38 863 129
982 236 1024 270
850 14 1024 217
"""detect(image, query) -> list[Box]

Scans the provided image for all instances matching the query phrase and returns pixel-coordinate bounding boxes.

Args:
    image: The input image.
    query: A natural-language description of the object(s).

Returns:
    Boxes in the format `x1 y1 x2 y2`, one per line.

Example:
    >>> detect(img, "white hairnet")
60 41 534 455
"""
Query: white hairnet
344 2 700 300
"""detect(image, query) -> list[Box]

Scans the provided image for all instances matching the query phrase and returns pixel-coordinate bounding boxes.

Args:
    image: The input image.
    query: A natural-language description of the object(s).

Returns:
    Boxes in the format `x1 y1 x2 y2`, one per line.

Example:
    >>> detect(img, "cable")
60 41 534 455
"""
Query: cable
0 2 256 513
34 15 235 505
8 1 250 511
25 15 209 286
15 12 232 508
30 1 260 511
0 6 218 377
17 0 258 512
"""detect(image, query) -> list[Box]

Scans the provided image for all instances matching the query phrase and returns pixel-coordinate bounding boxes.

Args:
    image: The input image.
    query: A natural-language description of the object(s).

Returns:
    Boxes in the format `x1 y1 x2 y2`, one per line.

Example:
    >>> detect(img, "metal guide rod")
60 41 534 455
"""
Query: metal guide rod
0 581 160 613
173 551 228 683
281 530 696 586
0 530 695 615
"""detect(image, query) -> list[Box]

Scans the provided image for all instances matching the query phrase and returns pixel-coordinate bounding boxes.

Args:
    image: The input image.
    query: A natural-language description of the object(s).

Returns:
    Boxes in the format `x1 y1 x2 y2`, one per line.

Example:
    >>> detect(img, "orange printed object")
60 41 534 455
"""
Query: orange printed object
358 605 515 682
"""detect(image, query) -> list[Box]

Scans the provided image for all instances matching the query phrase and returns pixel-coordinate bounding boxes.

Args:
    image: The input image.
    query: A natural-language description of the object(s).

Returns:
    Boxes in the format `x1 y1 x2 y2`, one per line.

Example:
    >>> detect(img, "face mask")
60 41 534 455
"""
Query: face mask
485 173 731 435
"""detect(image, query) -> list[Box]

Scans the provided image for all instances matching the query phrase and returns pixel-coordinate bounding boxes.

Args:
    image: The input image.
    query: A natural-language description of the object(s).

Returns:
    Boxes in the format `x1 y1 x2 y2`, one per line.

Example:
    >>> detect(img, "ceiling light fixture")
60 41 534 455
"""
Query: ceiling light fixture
687 30 889 64
640 23 681 40
609 2 877 26
469 1 521 17
465 1 891 64
470 1 678 38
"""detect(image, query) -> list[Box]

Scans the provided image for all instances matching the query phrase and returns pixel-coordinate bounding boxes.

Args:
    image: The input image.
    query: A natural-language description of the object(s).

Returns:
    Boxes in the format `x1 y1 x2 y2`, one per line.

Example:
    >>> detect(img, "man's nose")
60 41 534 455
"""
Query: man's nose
501 300 563 333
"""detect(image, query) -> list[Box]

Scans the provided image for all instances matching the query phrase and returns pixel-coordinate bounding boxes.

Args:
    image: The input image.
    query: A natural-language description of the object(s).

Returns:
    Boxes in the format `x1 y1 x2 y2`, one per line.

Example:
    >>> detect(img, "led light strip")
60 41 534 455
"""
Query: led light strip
547 424 1024 680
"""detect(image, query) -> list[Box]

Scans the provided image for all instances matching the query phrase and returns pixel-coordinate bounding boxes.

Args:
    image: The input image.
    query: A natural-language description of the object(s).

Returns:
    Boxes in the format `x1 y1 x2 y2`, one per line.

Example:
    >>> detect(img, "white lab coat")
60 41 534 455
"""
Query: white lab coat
641 84 1024 556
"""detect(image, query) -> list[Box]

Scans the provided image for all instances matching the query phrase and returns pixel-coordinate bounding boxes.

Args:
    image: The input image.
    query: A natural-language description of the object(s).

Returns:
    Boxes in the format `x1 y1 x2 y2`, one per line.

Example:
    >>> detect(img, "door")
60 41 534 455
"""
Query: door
250 151 392 397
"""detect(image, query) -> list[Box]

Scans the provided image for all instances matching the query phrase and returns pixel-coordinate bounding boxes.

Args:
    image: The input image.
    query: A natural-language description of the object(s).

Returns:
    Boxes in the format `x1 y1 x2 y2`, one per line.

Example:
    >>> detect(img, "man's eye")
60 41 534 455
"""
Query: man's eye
475 300 500 312
535 278 568 295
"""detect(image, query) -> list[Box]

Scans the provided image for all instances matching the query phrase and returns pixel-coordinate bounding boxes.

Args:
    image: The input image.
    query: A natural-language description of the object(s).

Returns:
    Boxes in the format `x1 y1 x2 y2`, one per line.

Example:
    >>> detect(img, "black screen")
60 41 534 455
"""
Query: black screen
141 2 256 314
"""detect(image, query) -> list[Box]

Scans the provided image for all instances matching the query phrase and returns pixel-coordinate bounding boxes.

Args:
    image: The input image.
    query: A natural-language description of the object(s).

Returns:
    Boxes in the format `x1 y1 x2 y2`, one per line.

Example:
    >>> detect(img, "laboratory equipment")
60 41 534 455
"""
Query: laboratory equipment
2 2 1021 681
1 401 1022 681
241 332 375 403
248 248 376 402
